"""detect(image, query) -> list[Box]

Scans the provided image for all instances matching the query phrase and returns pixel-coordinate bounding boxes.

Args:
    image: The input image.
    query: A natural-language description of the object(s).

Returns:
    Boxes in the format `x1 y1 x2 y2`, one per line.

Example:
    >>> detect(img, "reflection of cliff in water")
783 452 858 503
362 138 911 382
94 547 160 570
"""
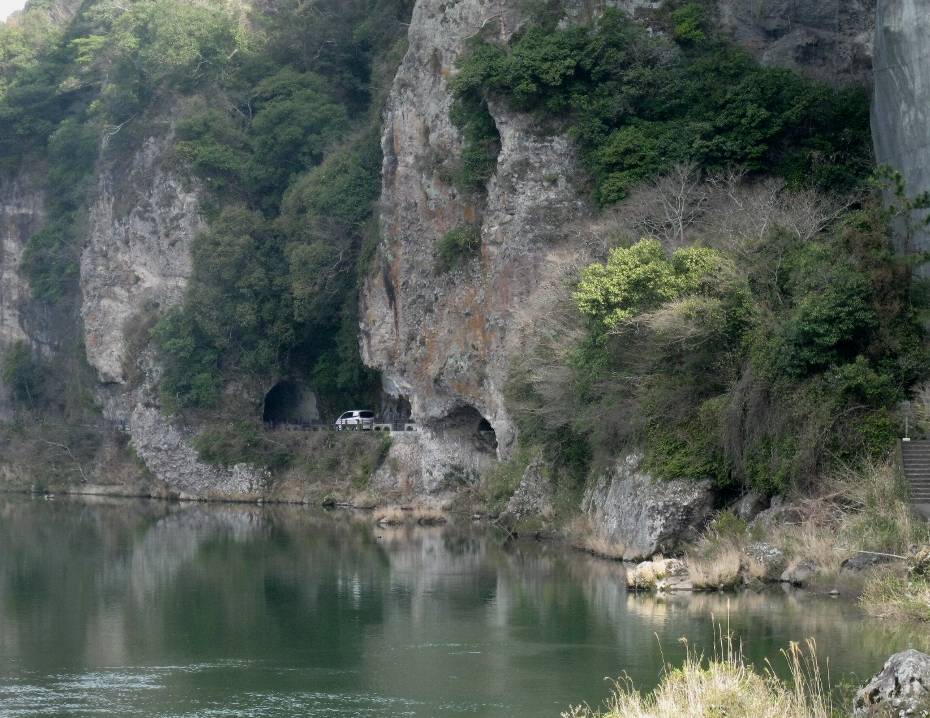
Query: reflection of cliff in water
0 495 924 711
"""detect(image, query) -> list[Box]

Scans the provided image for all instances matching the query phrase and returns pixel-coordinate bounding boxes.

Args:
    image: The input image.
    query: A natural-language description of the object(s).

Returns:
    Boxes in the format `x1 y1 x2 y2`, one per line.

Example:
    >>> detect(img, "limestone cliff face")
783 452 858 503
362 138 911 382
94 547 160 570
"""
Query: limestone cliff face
81 132 201 385
0 171 44 418
360 0 879 496
361 0 594 490
717 0 875 85
872 0 930 252
81 131 267 500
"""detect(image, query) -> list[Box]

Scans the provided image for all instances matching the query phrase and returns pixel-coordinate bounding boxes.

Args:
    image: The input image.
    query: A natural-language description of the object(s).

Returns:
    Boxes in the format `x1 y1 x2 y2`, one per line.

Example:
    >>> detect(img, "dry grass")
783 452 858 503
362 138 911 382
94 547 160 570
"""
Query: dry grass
627 562 660 590
374 507 406 525
576 534 628 561
563 631 835 718
861 572 930 622
689 546 743 590
685 459 929 594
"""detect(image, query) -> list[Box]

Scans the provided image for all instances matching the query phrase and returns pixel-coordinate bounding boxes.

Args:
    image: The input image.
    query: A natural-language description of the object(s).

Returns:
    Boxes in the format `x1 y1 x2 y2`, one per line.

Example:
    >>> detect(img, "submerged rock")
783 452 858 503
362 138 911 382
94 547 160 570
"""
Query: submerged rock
583 453 715 561
854 649 930 717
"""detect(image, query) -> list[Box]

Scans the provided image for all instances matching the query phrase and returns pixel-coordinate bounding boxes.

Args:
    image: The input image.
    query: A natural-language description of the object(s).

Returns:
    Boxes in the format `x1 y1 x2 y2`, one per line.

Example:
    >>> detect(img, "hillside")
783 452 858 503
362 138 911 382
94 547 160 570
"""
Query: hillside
0 0 928 563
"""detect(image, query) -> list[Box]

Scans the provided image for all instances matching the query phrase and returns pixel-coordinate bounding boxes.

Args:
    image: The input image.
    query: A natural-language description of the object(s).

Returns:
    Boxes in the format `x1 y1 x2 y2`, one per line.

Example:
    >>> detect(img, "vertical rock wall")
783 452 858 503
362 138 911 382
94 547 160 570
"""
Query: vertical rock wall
81 133 201 385
872 0 930 252
716 0 875 85
360 0 593 489
0 171 44 418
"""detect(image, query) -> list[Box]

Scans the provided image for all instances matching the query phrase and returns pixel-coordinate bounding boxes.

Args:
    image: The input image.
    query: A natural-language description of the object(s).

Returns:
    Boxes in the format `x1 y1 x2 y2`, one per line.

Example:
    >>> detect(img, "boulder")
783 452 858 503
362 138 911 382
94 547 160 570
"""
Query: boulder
744 542 787 581
499 457 553 529
734 491 768 522
841 552 900 573
854 650 930 717
780 560 819 587
626 558 690 592
583 453 715 561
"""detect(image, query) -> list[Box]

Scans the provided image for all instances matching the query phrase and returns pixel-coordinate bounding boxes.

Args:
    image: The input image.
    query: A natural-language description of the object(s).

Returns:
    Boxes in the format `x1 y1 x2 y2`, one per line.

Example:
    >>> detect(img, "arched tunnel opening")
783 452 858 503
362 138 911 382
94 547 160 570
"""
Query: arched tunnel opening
262 381 319 425
443 405 498 454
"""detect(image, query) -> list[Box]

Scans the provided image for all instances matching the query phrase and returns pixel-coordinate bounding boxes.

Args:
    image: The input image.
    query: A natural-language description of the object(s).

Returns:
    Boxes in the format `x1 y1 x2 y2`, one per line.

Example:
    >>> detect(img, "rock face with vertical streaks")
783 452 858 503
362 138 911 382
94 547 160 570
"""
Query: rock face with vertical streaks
0 171 44 419
872 0 930 254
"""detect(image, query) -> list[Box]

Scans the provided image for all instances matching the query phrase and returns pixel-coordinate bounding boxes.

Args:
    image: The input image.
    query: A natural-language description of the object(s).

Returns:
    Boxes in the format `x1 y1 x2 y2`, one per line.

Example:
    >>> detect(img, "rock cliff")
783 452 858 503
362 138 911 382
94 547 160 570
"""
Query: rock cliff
359 0 881 500
3 0 928 528
81 131 201 386
872 0 930 254
360 0 598 493
0 170 43 419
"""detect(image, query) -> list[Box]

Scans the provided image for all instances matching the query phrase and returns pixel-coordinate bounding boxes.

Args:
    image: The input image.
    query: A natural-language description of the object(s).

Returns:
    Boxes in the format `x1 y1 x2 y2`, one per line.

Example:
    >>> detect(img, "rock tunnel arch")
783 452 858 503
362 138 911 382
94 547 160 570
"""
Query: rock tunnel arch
441 405 498 454
262 381 320 425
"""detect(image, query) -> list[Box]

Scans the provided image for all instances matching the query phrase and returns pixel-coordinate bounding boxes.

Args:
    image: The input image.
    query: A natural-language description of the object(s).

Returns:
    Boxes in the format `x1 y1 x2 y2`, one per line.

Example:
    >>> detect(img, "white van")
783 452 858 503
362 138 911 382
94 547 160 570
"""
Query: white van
334 410 376 430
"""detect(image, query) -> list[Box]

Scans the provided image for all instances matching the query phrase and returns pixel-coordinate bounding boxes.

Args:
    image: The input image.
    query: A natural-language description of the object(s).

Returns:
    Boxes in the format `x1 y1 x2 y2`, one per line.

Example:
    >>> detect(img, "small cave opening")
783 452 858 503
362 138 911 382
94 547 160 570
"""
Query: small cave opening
262 381 320 425
443 405 498 454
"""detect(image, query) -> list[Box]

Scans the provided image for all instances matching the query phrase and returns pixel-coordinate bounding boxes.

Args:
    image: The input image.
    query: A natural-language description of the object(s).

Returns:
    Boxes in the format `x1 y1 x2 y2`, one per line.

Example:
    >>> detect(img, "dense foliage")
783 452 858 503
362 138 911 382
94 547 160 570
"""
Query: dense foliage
0 0 412 475
152 0 411 412
447 2 920 494
452 5 871 204
513 191 929 493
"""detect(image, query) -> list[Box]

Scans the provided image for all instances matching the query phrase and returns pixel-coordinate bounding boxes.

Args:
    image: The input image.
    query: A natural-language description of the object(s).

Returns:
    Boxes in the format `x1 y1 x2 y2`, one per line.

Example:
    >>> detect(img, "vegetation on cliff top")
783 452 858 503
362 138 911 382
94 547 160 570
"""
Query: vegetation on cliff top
453 5 871 203
453 4 926 495
0 0 412 472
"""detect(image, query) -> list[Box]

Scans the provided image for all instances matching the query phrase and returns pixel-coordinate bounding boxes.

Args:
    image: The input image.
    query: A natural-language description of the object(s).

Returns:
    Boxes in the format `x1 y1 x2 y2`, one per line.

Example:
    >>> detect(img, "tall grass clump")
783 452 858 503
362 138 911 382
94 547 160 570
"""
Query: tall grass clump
861 548 930 622
563 631 836 718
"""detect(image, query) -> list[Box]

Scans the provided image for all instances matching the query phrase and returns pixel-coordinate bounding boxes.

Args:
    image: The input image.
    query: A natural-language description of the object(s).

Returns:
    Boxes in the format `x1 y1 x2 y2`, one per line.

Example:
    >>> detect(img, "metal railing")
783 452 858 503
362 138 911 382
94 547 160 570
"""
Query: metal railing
263 420 418 433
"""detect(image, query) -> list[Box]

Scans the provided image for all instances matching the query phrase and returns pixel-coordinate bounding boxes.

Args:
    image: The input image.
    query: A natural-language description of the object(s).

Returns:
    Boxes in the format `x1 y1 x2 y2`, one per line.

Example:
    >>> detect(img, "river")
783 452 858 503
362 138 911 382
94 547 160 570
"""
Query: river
0 495 924 717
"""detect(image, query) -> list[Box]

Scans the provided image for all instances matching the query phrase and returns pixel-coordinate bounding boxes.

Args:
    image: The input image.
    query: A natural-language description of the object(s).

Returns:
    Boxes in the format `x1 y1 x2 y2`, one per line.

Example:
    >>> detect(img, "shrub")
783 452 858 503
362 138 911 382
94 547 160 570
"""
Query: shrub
453 9 872 206
193 420 292 471
1 341 44 406
436 225 482 273
565 635 835 718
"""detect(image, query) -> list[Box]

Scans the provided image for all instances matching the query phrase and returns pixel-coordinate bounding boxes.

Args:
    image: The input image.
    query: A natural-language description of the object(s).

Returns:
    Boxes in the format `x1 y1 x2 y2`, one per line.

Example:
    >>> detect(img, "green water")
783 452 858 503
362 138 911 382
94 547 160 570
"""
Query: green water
0 495 924 717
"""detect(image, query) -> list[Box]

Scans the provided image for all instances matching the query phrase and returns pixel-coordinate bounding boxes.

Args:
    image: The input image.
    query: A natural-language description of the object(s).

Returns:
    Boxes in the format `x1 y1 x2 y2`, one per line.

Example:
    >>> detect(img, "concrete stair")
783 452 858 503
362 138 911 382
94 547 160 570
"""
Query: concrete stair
900 440 930 519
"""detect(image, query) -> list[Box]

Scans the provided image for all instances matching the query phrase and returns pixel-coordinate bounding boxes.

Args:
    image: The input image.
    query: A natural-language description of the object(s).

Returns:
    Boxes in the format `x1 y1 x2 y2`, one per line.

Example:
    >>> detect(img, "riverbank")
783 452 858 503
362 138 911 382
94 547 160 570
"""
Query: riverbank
564 639 930 718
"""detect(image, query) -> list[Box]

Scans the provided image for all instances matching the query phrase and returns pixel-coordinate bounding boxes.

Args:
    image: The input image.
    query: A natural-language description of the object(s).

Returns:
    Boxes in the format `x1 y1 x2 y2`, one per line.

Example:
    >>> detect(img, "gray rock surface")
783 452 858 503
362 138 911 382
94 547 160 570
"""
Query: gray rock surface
717 0 875 84
500 457 554 528
0 171 44 419
734 490 768 522
744 542 787 581
873 0 930 255
81 131 201 385
841 552 900 573
582 453 715 560
371 416 497 501
102 349 269 501
780 560 819 586
360 0 593 465
854 649 930 717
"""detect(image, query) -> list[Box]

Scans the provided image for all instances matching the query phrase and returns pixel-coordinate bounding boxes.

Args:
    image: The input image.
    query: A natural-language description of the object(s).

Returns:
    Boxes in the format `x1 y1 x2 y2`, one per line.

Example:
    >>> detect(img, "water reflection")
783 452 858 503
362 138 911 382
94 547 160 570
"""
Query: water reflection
0 496 924 717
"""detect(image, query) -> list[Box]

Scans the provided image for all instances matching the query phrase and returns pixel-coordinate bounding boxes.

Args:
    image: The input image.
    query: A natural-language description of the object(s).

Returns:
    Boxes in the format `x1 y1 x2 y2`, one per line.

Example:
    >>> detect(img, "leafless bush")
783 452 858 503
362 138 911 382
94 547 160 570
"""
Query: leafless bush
599 163 850 255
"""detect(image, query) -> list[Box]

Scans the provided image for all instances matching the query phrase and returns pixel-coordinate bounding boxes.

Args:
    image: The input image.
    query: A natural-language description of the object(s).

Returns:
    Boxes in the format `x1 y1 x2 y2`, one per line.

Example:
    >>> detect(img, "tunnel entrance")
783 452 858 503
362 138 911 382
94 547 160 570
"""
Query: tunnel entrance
442 405 498 454
262 381 320 425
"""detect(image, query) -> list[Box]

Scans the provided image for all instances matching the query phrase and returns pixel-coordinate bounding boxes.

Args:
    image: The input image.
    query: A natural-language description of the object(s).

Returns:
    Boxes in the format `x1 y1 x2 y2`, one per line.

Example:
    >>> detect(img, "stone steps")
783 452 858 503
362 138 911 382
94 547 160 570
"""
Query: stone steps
901 441 930 516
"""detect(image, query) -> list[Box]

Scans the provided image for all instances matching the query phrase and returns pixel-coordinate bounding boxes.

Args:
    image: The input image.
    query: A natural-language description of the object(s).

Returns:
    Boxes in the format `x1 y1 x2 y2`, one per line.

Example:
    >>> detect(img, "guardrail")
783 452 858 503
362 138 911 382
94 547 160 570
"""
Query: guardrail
263 421 418 433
